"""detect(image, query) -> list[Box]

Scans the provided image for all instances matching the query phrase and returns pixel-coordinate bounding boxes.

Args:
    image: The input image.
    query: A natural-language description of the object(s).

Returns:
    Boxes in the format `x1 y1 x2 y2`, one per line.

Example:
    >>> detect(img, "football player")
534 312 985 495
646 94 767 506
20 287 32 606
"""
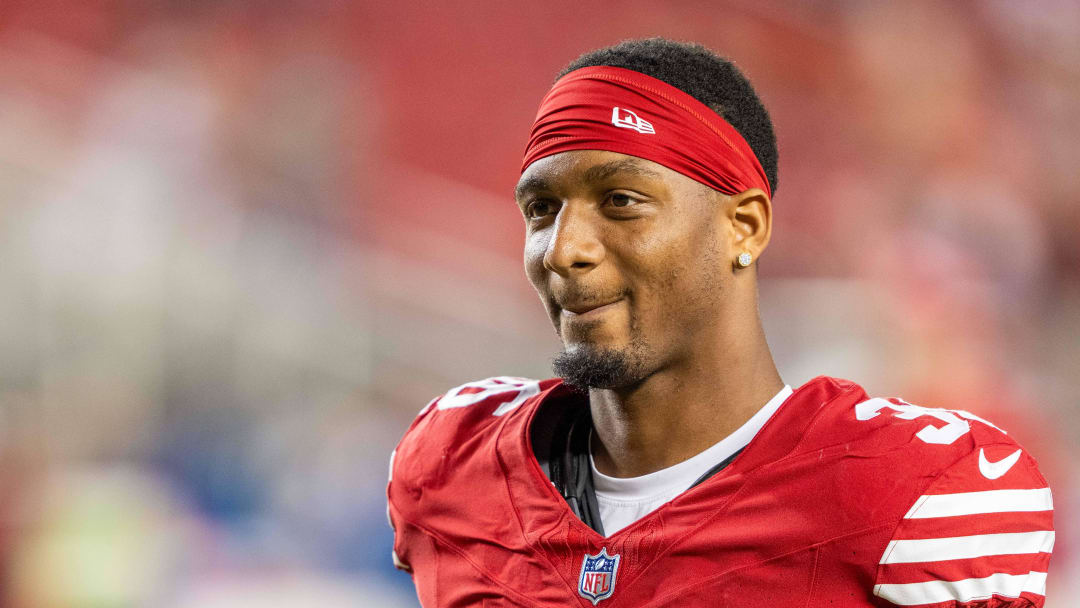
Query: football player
387 38 1054 607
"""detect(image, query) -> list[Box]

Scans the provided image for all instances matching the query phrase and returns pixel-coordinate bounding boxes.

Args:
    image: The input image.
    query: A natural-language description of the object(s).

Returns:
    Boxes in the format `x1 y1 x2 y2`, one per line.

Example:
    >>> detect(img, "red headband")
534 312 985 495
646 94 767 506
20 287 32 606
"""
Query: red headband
522 66 771 198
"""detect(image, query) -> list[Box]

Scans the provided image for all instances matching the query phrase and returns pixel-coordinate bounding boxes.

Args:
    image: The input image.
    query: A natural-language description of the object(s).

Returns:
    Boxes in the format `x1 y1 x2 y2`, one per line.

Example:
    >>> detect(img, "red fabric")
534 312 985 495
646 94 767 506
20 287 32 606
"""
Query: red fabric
388 376 1053 607
522 66 771 198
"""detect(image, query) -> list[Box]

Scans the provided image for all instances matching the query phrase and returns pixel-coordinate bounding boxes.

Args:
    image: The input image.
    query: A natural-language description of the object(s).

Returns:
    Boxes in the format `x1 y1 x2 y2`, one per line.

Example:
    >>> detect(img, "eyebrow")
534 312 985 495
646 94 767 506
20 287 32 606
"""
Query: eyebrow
515 158 663 200
515 175 549 201
581 159 663 183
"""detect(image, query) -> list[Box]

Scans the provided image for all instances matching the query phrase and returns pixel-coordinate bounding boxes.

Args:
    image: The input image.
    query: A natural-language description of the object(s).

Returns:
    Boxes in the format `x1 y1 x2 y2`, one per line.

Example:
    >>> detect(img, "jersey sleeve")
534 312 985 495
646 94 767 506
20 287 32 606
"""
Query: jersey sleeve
386 392 442 577
872 442 1054 607
387 445 413 573
385 377 547 578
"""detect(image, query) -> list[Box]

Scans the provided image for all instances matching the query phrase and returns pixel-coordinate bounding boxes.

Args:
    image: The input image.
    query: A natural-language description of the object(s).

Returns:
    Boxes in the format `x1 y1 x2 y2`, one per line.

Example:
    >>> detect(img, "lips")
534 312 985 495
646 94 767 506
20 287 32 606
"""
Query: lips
559 299 622 317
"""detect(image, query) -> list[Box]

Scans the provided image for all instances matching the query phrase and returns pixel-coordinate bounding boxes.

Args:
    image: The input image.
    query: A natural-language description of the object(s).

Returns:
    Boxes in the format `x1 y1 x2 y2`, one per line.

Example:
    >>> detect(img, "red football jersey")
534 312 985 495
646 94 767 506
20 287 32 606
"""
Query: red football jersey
387 376 1054 607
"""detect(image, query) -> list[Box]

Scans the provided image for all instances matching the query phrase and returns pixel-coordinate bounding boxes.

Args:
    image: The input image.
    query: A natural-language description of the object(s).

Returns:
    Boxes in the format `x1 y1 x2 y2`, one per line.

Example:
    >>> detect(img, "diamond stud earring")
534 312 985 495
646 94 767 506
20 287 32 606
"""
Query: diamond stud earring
736 252 753 268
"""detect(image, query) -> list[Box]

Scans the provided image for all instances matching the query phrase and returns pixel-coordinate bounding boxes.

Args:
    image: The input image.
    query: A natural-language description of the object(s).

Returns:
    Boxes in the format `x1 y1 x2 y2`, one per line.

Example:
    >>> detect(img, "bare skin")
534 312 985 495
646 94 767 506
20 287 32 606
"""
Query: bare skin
516 150 784 479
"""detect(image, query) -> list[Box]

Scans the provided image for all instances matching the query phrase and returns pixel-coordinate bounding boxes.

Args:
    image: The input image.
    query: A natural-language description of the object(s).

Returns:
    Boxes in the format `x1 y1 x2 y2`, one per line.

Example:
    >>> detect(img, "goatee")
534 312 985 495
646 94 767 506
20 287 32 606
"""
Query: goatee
552 343 647 390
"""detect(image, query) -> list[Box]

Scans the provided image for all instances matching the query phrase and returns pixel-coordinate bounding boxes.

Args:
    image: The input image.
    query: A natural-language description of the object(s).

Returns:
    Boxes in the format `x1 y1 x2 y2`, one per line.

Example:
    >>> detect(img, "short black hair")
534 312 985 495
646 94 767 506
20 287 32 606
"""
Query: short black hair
557 38 778 196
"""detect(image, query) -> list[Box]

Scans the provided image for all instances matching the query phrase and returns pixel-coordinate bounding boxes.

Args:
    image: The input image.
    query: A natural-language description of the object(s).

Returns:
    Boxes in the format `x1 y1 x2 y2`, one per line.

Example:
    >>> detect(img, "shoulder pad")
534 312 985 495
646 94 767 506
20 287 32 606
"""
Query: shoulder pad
798 389 1054 606
873 436 1052 607
390 376 550 494
410 376 546 441
854 396 1009 447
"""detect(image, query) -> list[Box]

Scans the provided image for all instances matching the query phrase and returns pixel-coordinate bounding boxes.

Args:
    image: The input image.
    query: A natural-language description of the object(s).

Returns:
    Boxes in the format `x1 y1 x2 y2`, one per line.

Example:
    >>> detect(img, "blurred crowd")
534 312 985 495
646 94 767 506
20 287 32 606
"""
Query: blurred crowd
0 1 1076 606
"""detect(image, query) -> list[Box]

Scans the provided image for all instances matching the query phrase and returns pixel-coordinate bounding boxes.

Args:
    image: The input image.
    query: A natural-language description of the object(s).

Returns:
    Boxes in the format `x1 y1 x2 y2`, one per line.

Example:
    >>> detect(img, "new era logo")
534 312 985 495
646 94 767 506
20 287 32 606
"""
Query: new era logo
611 107 655 134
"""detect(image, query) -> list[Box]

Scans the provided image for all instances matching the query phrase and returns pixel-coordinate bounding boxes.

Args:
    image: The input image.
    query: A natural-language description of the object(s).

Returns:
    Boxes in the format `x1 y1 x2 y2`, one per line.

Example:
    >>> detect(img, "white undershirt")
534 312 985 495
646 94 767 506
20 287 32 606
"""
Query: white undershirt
590 385 793 536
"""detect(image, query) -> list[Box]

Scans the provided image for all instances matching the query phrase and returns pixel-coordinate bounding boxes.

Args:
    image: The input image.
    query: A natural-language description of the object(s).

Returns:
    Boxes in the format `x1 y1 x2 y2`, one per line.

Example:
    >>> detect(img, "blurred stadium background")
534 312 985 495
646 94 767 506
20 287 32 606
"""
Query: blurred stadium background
0 1 1076 606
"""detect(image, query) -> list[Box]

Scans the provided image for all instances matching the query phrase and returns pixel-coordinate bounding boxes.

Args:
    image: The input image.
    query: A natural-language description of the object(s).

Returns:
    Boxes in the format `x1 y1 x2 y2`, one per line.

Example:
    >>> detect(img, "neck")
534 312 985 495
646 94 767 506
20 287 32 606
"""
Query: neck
588 310 783 479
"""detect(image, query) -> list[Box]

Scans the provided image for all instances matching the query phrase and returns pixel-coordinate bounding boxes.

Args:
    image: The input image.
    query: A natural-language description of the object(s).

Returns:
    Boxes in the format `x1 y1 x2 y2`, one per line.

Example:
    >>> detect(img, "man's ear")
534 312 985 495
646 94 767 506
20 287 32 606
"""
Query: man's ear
725 188 773 261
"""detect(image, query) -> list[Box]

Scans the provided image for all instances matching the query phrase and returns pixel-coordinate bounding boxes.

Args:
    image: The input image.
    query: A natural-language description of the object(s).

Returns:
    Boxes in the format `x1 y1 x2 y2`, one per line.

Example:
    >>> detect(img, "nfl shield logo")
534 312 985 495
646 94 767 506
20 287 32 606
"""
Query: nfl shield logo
577 548 621 604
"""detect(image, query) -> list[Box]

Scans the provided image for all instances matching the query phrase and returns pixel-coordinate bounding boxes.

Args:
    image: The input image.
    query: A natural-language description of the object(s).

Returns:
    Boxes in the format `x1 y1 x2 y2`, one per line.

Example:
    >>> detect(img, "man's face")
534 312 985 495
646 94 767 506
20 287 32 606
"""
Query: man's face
516 150 736 389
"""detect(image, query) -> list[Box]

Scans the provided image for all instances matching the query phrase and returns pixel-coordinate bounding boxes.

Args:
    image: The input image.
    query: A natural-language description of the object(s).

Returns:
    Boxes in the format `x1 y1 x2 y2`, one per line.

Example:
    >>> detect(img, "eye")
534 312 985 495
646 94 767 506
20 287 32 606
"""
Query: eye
605 191 641 208
525 199 557 219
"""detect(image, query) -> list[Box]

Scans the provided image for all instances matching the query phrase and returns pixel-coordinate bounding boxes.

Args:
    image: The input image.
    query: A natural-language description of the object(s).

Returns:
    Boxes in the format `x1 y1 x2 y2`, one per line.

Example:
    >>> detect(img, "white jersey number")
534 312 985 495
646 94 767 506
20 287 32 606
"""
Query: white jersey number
855 397 1003 445
432 376 541 417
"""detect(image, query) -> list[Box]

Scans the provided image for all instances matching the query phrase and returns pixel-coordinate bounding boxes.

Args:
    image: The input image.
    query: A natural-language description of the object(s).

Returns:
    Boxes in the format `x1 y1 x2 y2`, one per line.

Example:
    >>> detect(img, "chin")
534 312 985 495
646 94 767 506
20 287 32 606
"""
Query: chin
551 342 649 390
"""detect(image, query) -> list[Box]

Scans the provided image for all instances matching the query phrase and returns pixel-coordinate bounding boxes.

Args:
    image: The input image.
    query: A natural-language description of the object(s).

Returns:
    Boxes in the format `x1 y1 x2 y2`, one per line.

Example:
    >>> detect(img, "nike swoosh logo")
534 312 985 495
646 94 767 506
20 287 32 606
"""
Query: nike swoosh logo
979 448 1022 480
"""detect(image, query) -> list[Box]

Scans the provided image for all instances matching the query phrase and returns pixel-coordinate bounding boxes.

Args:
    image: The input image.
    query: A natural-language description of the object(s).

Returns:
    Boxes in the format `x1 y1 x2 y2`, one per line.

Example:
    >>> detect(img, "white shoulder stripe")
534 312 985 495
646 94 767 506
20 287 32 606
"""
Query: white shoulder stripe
874 571 1047 605
880 531 1055 564
905 488 1053 519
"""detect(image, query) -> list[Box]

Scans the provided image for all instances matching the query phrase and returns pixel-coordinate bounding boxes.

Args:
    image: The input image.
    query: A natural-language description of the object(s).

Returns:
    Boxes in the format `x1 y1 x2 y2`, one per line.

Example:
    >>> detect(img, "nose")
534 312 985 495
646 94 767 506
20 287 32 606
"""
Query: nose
542 202 604 277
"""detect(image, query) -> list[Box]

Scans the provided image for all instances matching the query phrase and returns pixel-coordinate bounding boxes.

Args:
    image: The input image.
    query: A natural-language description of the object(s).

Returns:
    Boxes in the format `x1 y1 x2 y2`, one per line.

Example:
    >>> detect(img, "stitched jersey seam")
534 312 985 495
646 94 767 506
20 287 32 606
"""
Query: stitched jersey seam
641 521 896 608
